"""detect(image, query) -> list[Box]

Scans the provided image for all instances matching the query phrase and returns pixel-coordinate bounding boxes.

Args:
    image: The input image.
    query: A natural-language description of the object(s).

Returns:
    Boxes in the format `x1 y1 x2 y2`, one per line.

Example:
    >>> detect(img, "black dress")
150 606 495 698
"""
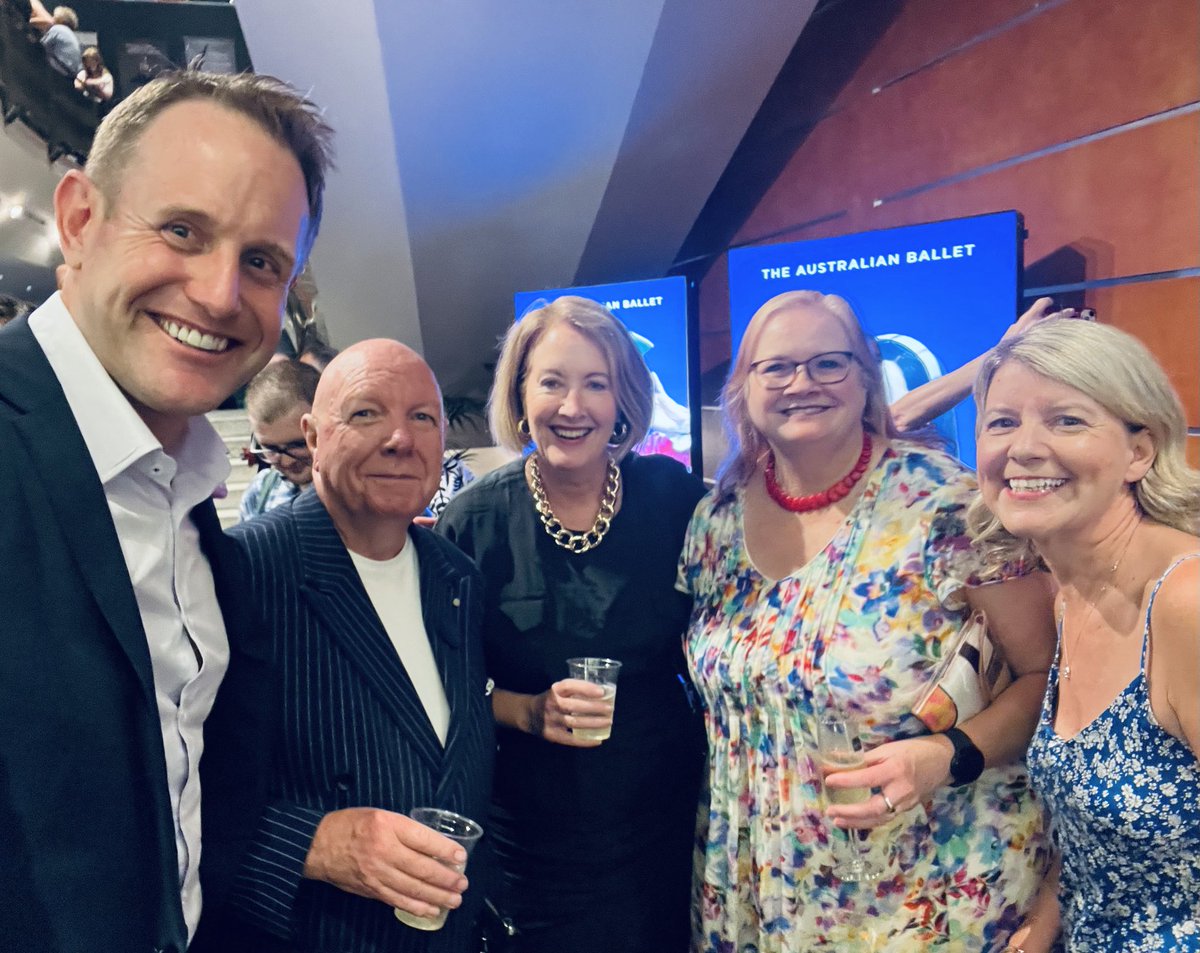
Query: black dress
438 453 706 953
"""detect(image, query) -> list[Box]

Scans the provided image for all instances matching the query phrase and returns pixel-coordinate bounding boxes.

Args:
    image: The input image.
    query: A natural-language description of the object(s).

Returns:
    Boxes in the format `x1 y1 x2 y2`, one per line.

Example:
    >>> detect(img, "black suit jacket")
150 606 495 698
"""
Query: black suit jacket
0 316 274 953
223 491 495 953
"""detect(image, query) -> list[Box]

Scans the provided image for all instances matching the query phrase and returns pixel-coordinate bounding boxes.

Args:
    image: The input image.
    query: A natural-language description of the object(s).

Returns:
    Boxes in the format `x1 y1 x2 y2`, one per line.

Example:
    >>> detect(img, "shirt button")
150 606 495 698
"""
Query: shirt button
452 597 461 607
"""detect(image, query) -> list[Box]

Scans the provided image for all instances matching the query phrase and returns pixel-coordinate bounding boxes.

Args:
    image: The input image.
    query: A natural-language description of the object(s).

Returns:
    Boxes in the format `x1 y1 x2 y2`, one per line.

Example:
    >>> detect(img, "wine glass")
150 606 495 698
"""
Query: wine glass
815 711 882 883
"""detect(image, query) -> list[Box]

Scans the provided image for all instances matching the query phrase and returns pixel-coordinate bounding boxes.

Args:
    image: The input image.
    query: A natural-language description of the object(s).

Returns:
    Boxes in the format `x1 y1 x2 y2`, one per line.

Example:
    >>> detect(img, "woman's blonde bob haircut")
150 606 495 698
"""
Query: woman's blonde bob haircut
488 296 653 460
715 290 897 495
968 319 1200 564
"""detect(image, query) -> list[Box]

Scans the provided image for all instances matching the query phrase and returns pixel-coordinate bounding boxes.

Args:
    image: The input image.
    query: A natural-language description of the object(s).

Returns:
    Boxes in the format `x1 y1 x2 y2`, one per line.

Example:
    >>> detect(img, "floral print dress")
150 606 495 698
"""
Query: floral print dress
1028 553 1200 952
679 444 1050 953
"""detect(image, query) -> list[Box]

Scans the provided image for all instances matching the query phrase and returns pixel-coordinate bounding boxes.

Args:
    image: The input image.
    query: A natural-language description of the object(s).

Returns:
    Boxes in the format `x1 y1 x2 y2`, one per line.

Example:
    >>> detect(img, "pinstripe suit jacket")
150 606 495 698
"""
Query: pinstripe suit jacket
224 489 495 953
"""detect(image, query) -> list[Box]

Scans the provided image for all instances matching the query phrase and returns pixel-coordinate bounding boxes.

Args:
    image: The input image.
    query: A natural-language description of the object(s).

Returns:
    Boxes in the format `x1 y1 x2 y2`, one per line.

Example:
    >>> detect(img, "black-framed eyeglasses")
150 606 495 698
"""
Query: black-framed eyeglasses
749 351 856 389
248 435 311 464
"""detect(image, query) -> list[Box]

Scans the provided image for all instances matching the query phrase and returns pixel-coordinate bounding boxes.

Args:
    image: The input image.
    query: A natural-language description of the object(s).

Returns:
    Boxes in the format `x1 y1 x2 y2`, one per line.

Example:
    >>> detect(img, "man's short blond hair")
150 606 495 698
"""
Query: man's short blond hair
85 71 334 264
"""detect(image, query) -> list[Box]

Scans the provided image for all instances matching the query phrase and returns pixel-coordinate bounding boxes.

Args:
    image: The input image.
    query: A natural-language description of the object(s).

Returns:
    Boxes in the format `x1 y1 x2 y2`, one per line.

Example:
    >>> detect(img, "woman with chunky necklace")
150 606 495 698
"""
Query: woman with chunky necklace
971 320 1200 953
438 296 706 952
679 291 1056 951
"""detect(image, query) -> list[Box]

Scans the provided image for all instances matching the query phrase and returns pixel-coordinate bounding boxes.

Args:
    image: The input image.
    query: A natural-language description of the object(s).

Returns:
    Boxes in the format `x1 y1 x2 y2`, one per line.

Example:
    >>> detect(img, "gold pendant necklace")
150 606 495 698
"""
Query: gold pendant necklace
528 455 620 554
1061 527 1137 679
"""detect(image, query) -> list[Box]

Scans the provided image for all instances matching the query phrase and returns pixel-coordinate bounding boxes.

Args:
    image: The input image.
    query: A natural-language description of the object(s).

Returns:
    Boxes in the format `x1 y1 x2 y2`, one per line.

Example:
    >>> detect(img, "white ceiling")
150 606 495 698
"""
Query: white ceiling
1 2 817 397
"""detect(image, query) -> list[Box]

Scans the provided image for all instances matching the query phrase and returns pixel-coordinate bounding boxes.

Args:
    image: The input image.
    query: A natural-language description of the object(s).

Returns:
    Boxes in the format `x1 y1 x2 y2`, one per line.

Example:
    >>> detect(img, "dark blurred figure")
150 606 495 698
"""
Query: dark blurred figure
0 294 34 326
298 340 338 371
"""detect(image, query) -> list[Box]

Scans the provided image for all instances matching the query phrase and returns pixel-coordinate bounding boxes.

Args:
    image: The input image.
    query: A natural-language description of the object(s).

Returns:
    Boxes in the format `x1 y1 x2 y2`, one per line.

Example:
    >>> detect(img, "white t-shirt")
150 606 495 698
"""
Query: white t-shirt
349 538 450 744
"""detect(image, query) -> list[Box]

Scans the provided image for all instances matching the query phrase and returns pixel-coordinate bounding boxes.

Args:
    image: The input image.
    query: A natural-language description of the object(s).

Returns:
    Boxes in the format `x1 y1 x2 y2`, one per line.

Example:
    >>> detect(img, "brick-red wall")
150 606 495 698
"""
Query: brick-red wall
698 0 1199 464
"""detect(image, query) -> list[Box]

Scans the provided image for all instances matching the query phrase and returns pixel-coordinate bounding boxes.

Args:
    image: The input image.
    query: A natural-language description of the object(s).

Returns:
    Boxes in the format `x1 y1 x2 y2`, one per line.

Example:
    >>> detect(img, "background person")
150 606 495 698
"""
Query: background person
27 0 81 76
970 319 1200 953
889 297 1083 435
223 340 495 953
437 296 706 953
0 70 332 953
679 290 1056 952
240 359 321 521
75 45 114 102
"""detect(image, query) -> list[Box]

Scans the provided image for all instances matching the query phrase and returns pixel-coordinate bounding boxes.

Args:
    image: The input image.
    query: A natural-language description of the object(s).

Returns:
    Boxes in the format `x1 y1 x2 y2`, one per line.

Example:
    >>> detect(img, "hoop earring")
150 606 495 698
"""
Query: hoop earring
609 418 630 446
518 418 531 438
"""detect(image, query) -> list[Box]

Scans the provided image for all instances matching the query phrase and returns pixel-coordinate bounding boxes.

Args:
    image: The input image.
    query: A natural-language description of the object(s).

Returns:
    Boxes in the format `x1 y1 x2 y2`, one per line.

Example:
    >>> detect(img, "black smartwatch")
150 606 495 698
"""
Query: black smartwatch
943 726 984 786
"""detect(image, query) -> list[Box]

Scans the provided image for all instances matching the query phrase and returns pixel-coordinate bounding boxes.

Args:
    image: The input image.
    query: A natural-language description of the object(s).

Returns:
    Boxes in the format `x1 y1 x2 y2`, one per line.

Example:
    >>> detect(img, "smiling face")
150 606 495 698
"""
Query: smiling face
976 361 1154 546
307 341 444 543
520 322 618 479
745 302 868 453
56 99 310 449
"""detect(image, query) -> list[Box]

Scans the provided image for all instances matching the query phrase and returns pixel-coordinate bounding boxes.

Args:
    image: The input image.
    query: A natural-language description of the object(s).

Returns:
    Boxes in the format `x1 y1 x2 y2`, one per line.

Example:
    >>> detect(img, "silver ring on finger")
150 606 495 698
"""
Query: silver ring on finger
881 792 896 814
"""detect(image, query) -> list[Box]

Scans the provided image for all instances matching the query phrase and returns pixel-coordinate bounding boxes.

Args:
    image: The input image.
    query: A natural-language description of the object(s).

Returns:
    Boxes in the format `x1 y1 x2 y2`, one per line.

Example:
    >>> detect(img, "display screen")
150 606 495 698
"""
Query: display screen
727 210 1022 466
514 275 693 468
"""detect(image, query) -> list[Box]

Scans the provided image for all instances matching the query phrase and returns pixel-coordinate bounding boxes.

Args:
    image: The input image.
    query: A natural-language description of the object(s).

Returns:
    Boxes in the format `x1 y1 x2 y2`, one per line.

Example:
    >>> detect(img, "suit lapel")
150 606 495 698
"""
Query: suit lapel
0 319 155 703
411 527 472 779
292 492 445 773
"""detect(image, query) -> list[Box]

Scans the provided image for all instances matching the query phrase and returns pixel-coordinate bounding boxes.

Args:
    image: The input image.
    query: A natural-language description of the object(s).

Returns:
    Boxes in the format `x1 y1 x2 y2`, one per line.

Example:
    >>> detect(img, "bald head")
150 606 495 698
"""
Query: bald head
304 338 445 558
312 339 436 420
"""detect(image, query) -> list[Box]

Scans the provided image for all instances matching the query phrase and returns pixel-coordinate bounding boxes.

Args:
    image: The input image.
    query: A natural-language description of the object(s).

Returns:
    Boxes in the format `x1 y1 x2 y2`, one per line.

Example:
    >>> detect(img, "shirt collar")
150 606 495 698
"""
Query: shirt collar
28 293 231 497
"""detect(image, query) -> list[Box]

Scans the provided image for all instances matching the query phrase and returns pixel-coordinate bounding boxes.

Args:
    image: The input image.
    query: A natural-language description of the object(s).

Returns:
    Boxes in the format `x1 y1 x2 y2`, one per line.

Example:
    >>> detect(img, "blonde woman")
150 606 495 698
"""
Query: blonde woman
971 319 1200 953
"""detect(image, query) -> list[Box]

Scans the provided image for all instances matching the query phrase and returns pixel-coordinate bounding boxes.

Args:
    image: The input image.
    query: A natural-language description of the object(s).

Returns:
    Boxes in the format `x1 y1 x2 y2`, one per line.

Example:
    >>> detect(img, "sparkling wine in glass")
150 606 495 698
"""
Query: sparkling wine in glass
816 711 882 883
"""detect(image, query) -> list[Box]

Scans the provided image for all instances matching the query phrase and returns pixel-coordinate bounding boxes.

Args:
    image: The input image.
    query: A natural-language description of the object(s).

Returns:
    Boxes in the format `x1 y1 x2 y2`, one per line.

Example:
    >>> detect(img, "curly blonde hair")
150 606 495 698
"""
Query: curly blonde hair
967 319 1200 566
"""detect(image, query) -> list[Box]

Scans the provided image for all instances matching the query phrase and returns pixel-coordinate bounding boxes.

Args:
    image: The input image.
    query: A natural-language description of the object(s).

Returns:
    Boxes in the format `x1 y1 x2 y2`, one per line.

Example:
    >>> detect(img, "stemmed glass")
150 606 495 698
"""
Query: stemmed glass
815 711 882 883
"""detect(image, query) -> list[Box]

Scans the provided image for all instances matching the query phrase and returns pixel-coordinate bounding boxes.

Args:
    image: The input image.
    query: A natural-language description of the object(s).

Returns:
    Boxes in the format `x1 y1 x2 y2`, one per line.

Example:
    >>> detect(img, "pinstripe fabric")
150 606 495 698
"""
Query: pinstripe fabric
226 488 495 953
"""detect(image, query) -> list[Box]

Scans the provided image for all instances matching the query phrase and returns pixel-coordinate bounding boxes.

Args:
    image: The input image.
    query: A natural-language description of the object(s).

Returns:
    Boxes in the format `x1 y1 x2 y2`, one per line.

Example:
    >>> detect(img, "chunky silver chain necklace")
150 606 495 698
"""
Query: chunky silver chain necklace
527 455 620 554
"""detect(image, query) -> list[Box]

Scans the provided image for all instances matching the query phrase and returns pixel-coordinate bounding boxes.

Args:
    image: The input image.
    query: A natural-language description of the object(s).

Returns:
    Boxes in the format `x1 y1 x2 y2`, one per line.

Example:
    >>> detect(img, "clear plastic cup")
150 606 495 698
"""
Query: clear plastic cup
566 657 622 742
394 808 483 931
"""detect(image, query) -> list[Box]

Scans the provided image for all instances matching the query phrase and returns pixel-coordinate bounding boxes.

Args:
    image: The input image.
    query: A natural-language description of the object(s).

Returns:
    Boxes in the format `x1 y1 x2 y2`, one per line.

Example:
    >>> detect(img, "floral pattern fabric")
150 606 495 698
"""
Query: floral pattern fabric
1027 553 1200 952
679 443 1050 953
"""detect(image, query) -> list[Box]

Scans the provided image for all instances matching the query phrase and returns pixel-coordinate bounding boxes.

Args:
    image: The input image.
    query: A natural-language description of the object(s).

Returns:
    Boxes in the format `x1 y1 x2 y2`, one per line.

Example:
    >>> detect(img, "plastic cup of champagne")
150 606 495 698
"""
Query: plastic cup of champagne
565 657 621 742
394 808 483 931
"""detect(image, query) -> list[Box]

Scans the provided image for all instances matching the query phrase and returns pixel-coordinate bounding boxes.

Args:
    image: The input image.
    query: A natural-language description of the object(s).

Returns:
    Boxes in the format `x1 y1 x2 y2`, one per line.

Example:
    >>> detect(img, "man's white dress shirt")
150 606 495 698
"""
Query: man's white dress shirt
30 294 232 941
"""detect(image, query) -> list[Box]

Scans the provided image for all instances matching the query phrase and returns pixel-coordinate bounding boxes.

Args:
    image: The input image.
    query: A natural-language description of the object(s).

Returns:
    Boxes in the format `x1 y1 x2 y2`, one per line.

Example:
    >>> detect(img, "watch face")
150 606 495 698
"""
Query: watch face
950 731 985 785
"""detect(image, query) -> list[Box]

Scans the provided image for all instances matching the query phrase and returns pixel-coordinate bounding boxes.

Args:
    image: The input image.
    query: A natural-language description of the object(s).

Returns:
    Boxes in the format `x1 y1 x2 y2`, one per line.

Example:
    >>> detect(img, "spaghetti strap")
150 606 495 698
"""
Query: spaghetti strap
1141 552 1200 670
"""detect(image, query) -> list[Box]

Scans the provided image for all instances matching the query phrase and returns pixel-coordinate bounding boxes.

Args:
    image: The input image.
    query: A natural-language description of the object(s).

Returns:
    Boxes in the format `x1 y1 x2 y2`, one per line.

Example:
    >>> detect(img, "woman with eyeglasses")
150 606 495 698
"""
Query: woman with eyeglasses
679 291 1056 951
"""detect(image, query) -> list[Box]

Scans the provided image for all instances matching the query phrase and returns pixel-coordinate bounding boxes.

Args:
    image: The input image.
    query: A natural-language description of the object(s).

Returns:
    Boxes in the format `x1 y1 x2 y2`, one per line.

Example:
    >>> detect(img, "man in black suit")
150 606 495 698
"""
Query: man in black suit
224 340 495 952
0 72 333 953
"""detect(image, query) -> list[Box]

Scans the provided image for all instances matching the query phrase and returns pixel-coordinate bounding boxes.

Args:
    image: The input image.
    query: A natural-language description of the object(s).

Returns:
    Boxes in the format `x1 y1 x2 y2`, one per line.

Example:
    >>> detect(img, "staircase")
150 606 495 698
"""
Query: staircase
206 408 257 529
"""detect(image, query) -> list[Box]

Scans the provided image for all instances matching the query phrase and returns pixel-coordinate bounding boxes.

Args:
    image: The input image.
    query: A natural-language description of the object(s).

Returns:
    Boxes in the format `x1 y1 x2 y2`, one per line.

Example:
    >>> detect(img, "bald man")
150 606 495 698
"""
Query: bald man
222 341 495 953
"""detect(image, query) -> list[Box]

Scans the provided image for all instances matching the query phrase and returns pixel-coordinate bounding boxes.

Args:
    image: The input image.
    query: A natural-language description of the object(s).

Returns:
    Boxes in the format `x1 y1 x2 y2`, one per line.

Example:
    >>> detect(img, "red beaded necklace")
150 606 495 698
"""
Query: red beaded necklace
764 432 873 513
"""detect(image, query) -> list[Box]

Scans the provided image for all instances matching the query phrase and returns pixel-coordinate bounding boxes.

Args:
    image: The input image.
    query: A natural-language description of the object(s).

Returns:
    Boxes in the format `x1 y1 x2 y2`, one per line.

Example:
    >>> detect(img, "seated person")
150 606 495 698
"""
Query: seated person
239 359 321 521
75 46 113 103
27 1 81 77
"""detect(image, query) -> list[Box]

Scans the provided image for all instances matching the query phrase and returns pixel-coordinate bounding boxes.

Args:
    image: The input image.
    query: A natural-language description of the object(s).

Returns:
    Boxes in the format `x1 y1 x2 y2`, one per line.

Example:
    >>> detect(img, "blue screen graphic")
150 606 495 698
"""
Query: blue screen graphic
514 275 693 468
728 211 1022 467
